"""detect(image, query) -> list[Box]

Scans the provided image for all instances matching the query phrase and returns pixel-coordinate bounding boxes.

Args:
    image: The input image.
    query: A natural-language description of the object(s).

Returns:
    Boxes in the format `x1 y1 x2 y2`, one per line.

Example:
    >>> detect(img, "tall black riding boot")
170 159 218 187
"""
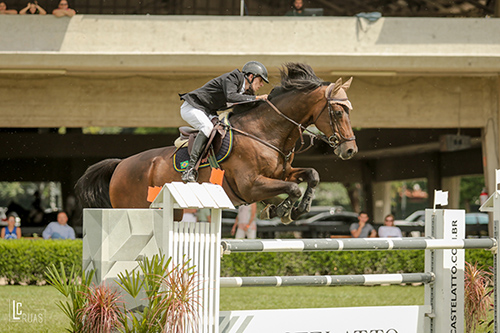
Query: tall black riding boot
182 132 209 183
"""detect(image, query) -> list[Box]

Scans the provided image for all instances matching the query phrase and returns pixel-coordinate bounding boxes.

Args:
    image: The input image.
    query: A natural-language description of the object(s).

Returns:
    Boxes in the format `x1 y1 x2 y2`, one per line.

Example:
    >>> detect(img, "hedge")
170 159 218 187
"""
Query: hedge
221 249 494 277
0 239 494 284
0 239 82 285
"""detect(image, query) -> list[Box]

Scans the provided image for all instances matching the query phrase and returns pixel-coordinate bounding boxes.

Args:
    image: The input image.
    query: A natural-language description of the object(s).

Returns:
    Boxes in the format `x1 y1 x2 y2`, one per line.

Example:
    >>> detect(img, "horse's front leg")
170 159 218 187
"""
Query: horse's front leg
286 167 320 220
247 176 302 225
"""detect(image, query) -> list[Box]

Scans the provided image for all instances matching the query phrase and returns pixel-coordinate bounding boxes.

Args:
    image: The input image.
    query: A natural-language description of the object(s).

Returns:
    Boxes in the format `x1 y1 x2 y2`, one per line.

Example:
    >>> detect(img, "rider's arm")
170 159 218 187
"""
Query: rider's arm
222 72 258 104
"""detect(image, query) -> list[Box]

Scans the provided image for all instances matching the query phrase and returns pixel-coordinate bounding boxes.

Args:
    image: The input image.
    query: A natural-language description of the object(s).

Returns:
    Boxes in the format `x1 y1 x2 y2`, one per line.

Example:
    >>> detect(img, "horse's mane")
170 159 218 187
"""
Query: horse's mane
232 63 324 115
269 63 324 99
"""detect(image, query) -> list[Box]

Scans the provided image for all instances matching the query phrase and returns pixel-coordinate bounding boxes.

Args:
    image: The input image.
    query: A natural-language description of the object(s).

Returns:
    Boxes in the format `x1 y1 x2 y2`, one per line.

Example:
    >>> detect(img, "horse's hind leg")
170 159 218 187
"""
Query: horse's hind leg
286 168 320 220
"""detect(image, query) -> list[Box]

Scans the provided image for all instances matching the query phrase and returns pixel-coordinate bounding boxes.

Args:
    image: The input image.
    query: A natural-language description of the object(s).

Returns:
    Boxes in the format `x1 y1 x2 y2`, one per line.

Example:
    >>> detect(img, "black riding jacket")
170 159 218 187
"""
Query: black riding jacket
180 69 257 116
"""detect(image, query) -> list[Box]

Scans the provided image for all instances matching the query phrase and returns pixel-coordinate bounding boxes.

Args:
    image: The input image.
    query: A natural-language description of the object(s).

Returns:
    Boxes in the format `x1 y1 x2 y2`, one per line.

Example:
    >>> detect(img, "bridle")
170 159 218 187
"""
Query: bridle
312 97 356 148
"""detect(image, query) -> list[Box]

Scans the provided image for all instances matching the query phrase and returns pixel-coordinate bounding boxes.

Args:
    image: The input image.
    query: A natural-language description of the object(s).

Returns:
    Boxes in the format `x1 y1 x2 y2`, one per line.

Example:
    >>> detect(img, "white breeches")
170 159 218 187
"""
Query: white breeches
180 101 214 137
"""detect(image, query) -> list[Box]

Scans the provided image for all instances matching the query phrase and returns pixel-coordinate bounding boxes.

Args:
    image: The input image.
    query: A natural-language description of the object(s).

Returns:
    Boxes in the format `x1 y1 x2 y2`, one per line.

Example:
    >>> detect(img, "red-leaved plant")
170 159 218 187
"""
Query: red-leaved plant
151 260 201 332
77 283 125 333
464 261 493 333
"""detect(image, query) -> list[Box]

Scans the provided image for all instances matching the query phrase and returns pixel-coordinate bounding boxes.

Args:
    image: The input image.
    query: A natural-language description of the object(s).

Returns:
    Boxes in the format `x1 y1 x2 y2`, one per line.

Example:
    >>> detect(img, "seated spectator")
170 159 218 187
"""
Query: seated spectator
0 1 18 14
52 0 75 17
285 0 305 16
42 211 75 239
1 212 22 239
20 1 46 15
378 214 403 238
350 211 377 238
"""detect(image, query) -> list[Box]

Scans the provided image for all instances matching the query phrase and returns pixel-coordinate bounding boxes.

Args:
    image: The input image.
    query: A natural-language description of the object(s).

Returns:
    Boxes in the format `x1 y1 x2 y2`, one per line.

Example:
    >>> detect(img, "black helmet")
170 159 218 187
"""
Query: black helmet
242 61 269 83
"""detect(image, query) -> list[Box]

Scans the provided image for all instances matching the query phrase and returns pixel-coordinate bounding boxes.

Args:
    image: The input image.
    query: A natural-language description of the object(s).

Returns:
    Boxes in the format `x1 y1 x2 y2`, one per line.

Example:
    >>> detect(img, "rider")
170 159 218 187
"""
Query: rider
179 61 270 182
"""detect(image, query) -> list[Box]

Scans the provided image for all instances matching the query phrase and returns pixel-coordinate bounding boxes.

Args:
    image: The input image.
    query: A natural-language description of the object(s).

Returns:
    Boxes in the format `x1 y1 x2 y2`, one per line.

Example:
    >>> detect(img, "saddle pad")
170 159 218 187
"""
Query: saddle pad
173 127 233 172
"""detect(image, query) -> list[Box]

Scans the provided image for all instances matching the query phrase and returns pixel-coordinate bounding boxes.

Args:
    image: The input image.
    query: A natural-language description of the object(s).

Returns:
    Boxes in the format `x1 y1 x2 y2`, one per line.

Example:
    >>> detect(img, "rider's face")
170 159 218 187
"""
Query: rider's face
250 76 264 93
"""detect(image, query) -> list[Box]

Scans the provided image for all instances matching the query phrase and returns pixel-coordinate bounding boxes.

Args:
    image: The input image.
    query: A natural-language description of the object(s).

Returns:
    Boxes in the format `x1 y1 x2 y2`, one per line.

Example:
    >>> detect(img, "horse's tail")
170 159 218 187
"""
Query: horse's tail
75 158 121 208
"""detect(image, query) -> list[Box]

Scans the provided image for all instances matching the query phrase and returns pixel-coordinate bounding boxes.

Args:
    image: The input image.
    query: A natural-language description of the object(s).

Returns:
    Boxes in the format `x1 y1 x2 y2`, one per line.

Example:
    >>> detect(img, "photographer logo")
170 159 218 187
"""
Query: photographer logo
9 300 44 324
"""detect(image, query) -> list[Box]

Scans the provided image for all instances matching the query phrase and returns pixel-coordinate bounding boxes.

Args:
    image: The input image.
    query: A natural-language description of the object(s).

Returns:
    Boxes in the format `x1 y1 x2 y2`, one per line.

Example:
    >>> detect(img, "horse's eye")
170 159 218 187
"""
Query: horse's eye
335 110 343 118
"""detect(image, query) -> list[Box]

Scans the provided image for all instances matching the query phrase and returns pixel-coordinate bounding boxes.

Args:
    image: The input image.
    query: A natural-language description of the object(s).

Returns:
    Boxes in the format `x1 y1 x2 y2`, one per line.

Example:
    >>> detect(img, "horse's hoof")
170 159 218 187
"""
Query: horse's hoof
281 215 293 225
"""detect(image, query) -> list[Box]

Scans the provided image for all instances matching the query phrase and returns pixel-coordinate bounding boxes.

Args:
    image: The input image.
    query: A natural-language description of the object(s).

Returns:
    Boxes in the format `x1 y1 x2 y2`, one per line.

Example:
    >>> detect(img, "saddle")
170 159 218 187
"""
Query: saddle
172 117 233 173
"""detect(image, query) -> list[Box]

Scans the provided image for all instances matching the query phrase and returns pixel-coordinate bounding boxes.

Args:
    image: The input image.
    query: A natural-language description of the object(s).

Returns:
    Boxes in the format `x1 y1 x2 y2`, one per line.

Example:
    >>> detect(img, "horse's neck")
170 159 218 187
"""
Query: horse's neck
232 92 317 151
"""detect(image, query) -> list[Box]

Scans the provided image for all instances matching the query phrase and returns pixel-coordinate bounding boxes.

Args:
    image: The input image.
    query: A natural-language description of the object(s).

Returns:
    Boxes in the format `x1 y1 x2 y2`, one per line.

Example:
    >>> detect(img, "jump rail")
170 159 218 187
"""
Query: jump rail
222 237 497 253
220 272 435 287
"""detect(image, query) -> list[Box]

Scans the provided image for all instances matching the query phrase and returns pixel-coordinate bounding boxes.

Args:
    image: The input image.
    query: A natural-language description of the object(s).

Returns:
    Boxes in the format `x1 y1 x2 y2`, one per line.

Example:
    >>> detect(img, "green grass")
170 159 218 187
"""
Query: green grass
0 285 494 332
0 286 69 333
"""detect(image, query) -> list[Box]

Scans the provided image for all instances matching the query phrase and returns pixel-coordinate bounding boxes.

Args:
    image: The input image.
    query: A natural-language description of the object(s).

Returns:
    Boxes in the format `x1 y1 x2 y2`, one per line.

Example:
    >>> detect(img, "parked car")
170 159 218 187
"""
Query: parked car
395 210 490 237
394 210 425 237
294 210 359 238
466 212 489 237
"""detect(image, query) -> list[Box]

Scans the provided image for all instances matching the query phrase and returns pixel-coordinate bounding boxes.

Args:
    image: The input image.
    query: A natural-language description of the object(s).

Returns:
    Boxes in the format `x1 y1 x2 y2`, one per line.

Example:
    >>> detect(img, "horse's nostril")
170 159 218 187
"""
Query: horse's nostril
346 149 354 156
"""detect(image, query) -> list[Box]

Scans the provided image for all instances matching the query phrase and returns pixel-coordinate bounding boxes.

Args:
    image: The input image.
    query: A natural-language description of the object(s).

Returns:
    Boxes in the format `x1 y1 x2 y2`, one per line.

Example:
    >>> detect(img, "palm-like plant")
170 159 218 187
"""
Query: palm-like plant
77 284 125 333
464 261 493 333
151 259 201 333
116 253 201 333
44 263 94 333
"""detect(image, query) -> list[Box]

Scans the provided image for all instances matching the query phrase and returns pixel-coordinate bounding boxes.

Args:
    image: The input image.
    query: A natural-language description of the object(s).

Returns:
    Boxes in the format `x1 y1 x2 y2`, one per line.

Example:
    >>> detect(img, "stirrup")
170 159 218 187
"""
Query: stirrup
182 168 198 183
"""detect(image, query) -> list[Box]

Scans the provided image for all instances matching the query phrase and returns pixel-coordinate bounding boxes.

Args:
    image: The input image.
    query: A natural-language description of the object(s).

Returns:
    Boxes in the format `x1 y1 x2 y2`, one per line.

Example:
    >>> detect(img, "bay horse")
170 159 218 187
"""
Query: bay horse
76 63 357 223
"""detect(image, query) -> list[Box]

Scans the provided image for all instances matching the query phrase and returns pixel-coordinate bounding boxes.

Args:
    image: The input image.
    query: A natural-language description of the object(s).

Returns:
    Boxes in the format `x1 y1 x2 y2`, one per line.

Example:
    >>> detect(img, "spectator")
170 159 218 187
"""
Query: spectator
52 0 75 17
42 211 75 239
181 208 198 222
231 203 257 239
0 1 17 14
350 211 377 238
1 212 22 239
19 1 46 14
197 208 211 222
378 214 403 238
285 0 305 16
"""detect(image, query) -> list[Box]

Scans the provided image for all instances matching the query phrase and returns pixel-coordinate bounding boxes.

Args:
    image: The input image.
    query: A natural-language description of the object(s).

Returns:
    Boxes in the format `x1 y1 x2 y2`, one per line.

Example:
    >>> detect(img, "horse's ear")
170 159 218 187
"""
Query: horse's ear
326 78 342 99
342 77 353 91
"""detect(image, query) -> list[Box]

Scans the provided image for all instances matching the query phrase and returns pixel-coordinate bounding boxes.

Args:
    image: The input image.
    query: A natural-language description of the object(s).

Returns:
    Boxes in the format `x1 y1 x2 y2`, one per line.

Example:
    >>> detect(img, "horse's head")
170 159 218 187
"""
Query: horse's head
314 77 358 160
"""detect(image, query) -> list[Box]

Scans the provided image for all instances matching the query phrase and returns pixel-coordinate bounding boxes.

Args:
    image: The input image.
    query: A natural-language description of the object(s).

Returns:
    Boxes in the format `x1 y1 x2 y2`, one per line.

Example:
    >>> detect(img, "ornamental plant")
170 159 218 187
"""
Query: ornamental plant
44 263 94 333
45 254 200 333
464 261 493 333
77 284 125 333
116 253 201 333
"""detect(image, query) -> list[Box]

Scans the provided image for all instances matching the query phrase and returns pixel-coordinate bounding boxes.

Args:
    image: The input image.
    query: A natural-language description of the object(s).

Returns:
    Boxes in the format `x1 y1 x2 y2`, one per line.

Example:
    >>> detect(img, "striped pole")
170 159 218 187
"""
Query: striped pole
221 237 496 253
220 272 434 288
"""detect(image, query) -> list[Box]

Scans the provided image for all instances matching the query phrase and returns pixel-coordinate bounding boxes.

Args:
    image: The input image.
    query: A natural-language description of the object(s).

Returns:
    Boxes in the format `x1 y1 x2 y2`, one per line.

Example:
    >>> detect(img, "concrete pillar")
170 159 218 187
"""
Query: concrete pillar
481 76 500 234
441 176 461 209
372 181 392 224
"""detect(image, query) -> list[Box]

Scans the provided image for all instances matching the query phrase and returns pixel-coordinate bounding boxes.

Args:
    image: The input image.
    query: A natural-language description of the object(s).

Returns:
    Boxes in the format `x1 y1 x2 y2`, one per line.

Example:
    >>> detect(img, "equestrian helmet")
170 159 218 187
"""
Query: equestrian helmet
242 61 269 83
